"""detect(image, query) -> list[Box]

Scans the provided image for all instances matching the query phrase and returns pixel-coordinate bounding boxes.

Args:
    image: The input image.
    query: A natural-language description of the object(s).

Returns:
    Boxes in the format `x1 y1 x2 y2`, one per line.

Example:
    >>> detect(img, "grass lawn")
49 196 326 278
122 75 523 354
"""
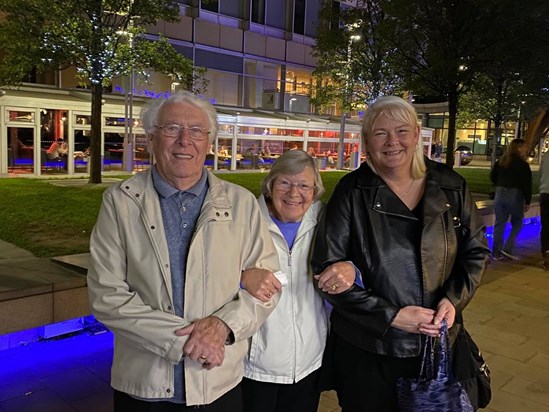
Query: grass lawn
0 167 538 257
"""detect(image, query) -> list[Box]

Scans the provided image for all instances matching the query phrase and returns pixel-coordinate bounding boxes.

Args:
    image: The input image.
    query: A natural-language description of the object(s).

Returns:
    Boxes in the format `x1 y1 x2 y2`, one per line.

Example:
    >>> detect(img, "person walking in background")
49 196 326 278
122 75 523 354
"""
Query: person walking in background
240 150 356 412
490 139 532 261
539 150 549 269
434 140 443 162
87 91 280 411
311 96 489 411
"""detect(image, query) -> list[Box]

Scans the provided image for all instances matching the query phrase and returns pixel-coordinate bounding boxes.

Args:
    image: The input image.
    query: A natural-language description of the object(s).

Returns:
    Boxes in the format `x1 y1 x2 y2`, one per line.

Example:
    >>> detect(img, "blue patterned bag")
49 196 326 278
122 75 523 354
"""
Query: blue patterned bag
396 320 474 412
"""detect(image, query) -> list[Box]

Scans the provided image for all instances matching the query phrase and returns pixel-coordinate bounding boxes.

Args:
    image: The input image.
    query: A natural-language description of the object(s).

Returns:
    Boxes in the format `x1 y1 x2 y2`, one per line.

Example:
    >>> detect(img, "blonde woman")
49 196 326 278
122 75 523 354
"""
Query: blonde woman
312 96 490 411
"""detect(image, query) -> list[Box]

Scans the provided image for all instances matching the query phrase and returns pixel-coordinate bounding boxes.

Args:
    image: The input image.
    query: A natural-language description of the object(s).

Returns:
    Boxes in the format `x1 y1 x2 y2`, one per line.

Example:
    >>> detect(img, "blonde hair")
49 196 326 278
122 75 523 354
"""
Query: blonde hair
261 150 325 201
362 96 426 179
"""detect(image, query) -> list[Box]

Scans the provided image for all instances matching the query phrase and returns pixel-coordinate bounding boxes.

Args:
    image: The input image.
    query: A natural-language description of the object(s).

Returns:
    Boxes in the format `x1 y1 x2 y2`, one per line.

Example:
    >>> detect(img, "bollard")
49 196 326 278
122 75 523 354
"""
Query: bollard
454 151 461 167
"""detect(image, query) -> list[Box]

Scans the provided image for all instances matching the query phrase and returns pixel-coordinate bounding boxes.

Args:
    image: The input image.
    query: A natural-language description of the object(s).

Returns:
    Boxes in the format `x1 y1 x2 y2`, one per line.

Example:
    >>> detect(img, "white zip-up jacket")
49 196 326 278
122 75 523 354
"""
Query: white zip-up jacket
243 196 327 383
87 169 280 406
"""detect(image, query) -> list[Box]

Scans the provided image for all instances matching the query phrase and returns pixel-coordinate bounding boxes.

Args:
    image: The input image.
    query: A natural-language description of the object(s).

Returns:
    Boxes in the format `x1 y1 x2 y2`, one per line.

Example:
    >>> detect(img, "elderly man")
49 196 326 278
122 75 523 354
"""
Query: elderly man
87 91 280 411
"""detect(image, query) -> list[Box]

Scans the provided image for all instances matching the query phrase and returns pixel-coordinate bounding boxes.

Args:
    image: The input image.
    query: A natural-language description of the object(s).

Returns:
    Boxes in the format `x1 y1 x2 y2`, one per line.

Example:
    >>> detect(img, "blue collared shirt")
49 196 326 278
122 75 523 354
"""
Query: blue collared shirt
152 166 208 404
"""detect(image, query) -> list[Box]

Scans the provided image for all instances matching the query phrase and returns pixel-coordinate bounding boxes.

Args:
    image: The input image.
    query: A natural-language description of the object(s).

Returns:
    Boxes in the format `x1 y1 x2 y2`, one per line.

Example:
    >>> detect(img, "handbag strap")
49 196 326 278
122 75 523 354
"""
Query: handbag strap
419 334 435 380
436 319 452 380
418 319 454 381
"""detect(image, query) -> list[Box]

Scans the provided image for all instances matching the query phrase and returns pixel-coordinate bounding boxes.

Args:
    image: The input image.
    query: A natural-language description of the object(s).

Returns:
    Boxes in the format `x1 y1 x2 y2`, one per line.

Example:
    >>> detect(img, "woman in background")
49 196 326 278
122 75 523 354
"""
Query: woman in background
490 139 532 260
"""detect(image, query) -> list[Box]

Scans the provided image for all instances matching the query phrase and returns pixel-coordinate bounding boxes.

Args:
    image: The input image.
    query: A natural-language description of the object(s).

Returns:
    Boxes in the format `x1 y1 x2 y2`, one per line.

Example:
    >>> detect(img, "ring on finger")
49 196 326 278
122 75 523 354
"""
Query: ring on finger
266 293 271 298
331 284 339 291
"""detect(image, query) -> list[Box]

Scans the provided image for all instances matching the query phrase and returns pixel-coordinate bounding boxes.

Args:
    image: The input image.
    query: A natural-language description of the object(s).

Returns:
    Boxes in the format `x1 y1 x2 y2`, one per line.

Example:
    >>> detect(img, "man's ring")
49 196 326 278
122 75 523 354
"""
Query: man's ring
331 284 339 291
266 293 271 298
199 355 207 360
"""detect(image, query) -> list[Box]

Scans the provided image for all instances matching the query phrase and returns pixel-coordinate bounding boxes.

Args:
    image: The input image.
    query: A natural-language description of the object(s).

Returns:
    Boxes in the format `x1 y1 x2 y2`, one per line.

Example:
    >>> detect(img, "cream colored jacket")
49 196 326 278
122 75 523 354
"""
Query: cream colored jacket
244 197 328 383
87 169 279 406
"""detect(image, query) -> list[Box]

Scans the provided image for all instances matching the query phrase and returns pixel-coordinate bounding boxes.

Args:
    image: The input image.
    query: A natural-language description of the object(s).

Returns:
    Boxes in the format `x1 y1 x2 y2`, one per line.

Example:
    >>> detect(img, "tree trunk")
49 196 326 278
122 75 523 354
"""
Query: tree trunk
491 116 502 168
491 77 505 168
445 91 458 169
89 83 103 184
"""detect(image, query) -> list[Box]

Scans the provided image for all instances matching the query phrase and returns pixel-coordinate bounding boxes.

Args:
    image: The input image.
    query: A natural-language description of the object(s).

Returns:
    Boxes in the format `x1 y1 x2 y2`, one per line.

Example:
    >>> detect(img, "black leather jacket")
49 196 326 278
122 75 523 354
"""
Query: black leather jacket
311 160 489 357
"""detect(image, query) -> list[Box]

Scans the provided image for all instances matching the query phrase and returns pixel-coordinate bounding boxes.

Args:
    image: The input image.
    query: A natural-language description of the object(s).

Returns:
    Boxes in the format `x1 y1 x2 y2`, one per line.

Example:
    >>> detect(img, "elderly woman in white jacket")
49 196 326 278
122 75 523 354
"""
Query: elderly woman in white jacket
240 150 356 412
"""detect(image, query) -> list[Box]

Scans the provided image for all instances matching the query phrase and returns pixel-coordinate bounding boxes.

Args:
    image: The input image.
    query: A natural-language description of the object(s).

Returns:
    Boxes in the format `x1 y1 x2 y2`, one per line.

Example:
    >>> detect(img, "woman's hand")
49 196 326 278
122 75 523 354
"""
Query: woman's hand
392 298 456 337
314 262 356 294
241 268 281 302
435 297 456 326
418 298 456 337
391 306 436 334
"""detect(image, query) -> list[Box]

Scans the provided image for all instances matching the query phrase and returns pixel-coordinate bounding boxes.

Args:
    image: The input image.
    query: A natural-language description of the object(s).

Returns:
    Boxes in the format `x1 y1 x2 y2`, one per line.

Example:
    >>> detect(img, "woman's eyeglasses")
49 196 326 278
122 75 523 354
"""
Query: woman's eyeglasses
273 179 315 193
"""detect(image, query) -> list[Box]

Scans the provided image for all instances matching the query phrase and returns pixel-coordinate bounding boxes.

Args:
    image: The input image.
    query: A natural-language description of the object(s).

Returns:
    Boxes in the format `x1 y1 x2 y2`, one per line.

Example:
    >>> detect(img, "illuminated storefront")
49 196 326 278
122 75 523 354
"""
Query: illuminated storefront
416 103 522 157
0 86 149 176
0 85 367 177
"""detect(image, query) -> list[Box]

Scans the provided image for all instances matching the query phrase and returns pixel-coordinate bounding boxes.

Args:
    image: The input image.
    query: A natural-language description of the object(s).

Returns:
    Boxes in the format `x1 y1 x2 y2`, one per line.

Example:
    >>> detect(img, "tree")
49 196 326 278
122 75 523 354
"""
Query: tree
458 72 525 164
0 0 203 183
513 0 549 155
458 0 549 165
311 0 401 115
380 0 484 168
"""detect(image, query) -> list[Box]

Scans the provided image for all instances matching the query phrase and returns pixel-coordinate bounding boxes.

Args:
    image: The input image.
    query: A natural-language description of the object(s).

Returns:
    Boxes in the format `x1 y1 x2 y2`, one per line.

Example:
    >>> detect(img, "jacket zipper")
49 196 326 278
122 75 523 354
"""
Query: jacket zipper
286 247 298 380
442 214 449 285
288 249 292 267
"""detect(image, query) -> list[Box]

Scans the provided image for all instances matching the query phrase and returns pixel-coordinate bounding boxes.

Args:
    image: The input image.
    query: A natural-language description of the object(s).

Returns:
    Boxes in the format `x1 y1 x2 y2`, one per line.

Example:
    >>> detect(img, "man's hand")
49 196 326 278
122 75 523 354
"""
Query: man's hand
241 268 281 302
176 316 231 369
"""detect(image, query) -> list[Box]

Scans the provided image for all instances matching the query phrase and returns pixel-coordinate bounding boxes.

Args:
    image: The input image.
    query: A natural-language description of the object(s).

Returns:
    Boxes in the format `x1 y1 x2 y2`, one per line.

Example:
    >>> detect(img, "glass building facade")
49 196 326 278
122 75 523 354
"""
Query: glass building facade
0 0 344 176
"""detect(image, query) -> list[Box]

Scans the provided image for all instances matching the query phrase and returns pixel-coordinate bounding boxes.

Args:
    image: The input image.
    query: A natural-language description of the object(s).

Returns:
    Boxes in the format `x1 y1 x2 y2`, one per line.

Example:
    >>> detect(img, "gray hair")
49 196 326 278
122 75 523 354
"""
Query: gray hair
361 95 426 179
261 150 325 201
141 91 219 144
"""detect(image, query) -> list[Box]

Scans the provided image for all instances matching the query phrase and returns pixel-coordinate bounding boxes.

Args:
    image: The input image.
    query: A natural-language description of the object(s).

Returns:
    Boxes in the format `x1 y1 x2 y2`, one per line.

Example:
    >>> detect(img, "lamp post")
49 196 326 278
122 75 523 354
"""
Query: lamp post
119 7 135 173
122 31 135 173
123 63 135 172
338 34 361 169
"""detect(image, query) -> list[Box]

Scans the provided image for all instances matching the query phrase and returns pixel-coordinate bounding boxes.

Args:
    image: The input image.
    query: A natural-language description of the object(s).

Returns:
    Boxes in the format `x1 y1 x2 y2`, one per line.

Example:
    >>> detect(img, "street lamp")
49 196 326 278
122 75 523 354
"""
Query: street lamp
117 14 135 173
338 33 361 169
123 60 135 173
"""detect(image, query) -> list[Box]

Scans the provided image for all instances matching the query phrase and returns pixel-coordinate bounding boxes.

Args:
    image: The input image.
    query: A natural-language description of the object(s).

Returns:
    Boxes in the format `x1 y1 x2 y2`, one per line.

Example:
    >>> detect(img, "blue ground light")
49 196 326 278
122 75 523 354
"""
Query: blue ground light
485 216 540 253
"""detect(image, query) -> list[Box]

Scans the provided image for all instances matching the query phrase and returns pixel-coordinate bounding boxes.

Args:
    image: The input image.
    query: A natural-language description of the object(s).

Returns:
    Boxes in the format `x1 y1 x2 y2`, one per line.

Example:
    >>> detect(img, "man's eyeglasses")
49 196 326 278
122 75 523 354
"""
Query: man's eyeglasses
155 123 210 140
273 179 315 193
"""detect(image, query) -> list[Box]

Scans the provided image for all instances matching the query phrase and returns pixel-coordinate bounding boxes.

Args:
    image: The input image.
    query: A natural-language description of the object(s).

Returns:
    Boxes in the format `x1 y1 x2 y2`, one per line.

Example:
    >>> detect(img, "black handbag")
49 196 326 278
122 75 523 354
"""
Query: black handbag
397 320 474 412
452 326 492 409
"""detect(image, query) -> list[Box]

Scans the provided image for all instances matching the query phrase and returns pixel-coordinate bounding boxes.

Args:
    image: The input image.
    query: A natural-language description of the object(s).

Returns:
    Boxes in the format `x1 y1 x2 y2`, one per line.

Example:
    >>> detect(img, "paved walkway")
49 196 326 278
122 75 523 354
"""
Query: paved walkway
1 220 549 411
